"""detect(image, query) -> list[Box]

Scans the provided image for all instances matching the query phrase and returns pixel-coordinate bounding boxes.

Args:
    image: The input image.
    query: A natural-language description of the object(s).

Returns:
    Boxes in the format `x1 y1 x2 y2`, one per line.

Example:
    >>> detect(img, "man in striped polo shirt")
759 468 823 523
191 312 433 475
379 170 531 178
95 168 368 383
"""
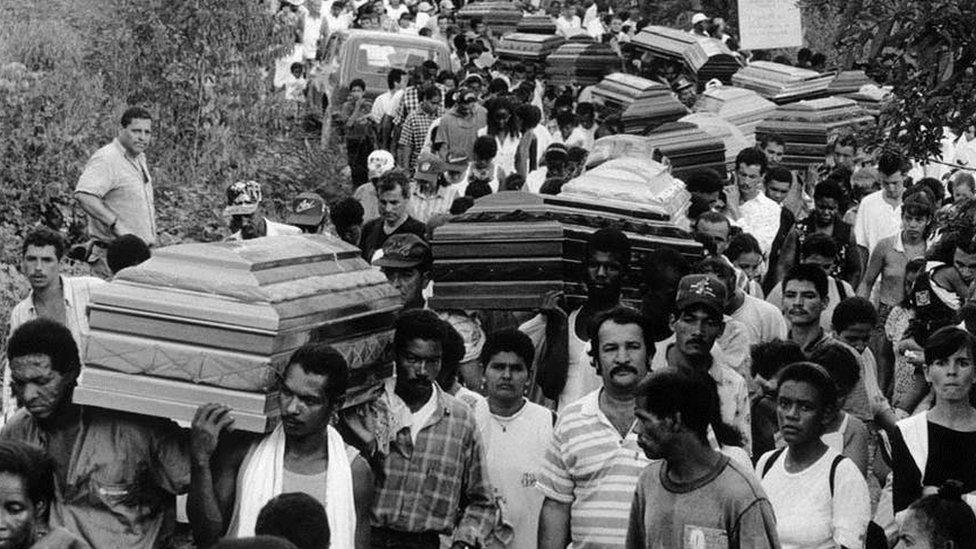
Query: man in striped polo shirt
536 306 653 548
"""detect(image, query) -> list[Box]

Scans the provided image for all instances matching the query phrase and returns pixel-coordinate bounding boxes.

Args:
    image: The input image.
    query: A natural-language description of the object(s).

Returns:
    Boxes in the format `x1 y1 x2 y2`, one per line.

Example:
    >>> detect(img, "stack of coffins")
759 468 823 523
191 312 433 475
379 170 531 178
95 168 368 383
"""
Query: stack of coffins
827 70 876 95
496 33 566 67
756 96 876 169
591 73 689 133
456 1 523 36
516 13 557 34
545 40 620 87
731 61 834 104
843 84 893 118
585 134 659 168
680 113 750 170
430 184 702 310
644 121 727 178
76 235 401 433
692 84 776 145
632 26 741 84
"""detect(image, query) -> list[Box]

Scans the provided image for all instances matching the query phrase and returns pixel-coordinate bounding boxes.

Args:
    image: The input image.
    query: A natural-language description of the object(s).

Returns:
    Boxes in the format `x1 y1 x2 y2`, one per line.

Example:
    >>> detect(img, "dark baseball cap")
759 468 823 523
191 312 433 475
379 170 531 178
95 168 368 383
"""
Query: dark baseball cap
286 192 327 227
224 180 262 216
374 234 432 269
414 153 445 183
675 274 727 317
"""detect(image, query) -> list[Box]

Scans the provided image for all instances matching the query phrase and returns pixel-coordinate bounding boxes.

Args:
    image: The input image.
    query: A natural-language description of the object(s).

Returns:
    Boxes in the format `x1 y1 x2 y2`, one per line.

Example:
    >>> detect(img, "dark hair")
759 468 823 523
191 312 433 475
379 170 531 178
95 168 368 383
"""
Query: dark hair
586 228 631 270
783 263 828 299
800 233 839 261
107 234 151 274
420 84 442 102
502 173 525 191
567 147 587 165
485 96 518 137
450 196 475 214
636 369 741 445
387 68 406 90
924 326 976 365
835 134 858 151
394 308 445 355
22 227 66 259
735 147 768 174
7 318 80 376
832 297 877 333
760 133 785 148
776 361 838 414
480 328 535 368
212 537 298 549
466 179 493 199
436 320 466 388
488 78 509 96
436 70 456 85
331 197 364 230
810 343 861 394
255 492 330 549
376 169 411 198
0 440 56 519
765 167 792 185
642 247 691 288
684 169 725 194
906 480 976 549
813 179 844 202
877 150 905 177
576 101 595 117
349 78 366 92
121 106 152 127
287 343 349 403
751 339 805 379
587 306 653 360
695 256 735 287
695 211 732 234
724 232 762 262
555 109 576 128
472 135 498 161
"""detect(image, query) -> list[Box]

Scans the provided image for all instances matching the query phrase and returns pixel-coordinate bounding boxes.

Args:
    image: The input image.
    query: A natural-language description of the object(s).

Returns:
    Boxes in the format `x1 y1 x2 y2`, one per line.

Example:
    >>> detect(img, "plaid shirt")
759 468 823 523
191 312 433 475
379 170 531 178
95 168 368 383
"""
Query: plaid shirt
371 388 497 546
399 107 442 173
394 83 448 126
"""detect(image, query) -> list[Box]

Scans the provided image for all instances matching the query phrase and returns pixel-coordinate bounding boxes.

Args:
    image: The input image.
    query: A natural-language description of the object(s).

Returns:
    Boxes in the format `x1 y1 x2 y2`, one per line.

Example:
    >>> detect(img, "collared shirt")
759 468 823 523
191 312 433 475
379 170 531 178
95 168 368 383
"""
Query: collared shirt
536 388 650 548
371 89 405 123
371 389 497 546
0 408 190 549
399 108 443 173
394 84 448 126
5 276 105 422
739 193 783 256
854 189 901 254
410 184 458 224
75 138 157 245
652 338 753 453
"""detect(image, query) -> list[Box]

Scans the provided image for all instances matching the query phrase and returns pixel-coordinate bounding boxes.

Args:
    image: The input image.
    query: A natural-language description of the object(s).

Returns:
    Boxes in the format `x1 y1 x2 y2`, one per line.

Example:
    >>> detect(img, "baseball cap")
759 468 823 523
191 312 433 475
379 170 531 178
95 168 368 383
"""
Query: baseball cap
286 191 327 227
691 12 709 25
224 180 262 216
458 87 478 103
367 149 396 179
418 1 433 11
374 234 432 269
414 153 445 183
440 0 455 9
445 153 469 171
674 274 727 317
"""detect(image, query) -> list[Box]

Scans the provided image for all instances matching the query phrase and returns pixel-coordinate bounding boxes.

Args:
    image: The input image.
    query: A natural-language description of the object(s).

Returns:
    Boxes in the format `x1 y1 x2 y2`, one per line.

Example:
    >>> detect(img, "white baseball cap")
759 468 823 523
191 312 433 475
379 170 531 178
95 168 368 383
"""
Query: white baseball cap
691 12 709 25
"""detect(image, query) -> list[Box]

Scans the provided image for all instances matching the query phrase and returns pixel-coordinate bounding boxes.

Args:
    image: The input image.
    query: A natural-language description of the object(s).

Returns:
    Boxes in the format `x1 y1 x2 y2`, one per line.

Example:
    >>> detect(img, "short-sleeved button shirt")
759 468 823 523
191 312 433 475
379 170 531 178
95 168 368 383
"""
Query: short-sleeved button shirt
75 139 157 245
536 388 650 548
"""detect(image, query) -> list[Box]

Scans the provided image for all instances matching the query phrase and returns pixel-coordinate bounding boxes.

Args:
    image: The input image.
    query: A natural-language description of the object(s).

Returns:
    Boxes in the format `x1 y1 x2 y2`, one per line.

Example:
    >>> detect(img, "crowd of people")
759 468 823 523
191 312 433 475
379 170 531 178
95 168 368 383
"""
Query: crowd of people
4 0 976 548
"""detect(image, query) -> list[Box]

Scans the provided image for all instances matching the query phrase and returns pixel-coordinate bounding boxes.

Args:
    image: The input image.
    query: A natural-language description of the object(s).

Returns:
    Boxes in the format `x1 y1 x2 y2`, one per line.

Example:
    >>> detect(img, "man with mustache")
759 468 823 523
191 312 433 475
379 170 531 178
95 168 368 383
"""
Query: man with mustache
651 274 752 453
781 263 835 357
522 228 632 411
342 309 497 549
536 306 653 548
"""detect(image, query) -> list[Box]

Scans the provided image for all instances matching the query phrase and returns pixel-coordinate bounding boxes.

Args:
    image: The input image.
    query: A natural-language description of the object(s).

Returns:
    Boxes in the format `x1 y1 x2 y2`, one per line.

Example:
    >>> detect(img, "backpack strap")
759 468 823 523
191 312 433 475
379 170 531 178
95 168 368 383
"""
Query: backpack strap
828 454 845 497
760 447 786 479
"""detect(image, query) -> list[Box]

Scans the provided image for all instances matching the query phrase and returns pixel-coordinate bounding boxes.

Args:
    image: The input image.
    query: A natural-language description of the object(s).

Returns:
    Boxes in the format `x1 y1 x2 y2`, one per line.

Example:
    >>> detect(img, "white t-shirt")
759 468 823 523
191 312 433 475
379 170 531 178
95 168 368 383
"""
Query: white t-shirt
410 386 439 444
370 89 404 123
554 15 584 37
519 308 597 412
739 193 783 257
853 190 901 255
485 400 553 549
525 166 547 194
730 294 788 347
756 448 870 549
550 126 589 149
454 385 492 446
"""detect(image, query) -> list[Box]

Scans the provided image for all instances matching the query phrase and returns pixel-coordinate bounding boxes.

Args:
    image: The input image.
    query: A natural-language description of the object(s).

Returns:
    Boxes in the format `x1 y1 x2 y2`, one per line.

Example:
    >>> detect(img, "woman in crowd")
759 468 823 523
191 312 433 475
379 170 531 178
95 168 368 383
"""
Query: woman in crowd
725 232 765 298
887 258 929 418
757 362 871 549
478 97 520 181
894 480 976 549
891 326 976 515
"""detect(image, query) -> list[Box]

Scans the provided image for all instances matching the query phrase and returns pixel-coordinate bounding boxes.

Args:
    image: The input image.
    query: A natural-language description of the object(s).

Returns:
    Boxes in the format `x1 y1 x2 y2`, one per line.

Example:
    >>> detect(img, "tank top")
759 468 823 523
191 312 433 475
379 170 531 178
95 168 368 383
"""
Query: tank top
281 465 328 509
556 308 598 412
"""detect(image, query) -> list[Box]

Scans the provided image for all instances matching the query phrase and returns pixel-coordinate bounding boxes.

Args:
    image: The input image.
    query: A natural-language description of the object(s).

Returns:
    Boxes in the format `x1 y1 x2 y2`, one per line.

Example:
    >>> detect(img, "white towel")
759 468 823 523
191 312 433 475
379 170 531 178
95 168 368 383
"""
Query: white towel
227 424 357 549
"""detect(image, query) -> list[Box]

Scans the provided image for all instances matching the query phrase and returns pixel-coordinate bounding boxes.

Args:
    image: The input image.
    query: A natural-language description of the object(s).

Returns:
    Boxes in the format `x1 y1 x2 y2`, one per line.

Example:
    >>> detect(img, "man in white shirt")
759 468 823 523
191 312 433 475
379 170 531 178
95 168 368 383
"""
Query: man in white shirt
730 148 785 257
223 181 302 241
370 69 406 150
853 150 906 266
554 2 584 37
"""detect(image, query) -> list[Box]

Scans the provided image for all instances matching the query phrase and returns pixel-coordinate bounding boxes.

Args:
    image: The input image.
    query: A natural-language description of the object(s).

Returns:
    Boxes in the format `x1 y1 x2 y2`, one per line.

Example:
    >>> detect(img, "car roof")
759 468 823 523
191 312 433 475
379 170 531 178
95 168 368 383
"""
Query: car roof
340 29 449 50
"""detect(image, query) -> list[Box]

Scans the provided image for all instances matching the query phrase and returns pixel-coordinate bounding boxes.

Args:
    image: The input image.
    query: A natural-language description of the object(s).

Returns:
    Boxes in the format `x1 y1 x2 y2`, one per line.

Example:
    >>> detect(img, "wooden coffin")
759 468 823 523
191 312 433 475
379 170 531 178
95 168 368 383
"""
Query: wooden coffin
430 191 701 310
591 73 688 134
457 1 524 36
827 70 877 95
516 13 557 34
731 61 834 104
756 97 875 169
545 41 620 86
693 84 776 141
680 112 752 167
645 121 727 178
496 33 566 63
632 26 741 84
77 234 401 432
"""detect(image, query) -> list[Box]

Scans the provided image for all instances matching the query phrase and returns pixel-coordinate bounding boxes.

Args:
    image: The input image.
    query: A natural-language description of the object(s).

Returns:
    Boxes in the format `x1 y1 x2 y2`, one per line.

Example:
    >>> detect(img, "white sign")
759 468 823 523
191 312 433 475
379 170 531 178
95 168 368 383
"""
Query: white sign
738 0 803 50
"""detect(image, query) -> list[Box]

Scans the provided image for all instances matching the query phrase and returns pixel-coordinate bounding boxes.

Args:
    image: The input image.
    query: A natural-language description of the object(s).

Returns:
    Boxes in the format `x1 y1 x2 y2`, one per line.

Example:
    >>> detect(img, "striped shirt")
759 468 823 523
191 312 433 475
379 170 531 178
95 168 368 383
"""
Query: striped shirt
536 388 650 548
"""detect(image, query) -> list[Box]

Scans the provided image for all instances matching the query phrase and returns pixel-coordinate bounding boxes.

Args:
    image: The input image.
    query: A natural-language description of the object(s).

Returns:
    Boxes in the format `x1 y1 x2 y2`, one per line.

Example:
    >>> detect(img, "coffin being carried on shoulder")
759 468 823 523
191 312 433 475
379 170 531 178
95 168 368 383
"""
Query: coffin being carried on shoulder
75 235 401 433
430 163 701 310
